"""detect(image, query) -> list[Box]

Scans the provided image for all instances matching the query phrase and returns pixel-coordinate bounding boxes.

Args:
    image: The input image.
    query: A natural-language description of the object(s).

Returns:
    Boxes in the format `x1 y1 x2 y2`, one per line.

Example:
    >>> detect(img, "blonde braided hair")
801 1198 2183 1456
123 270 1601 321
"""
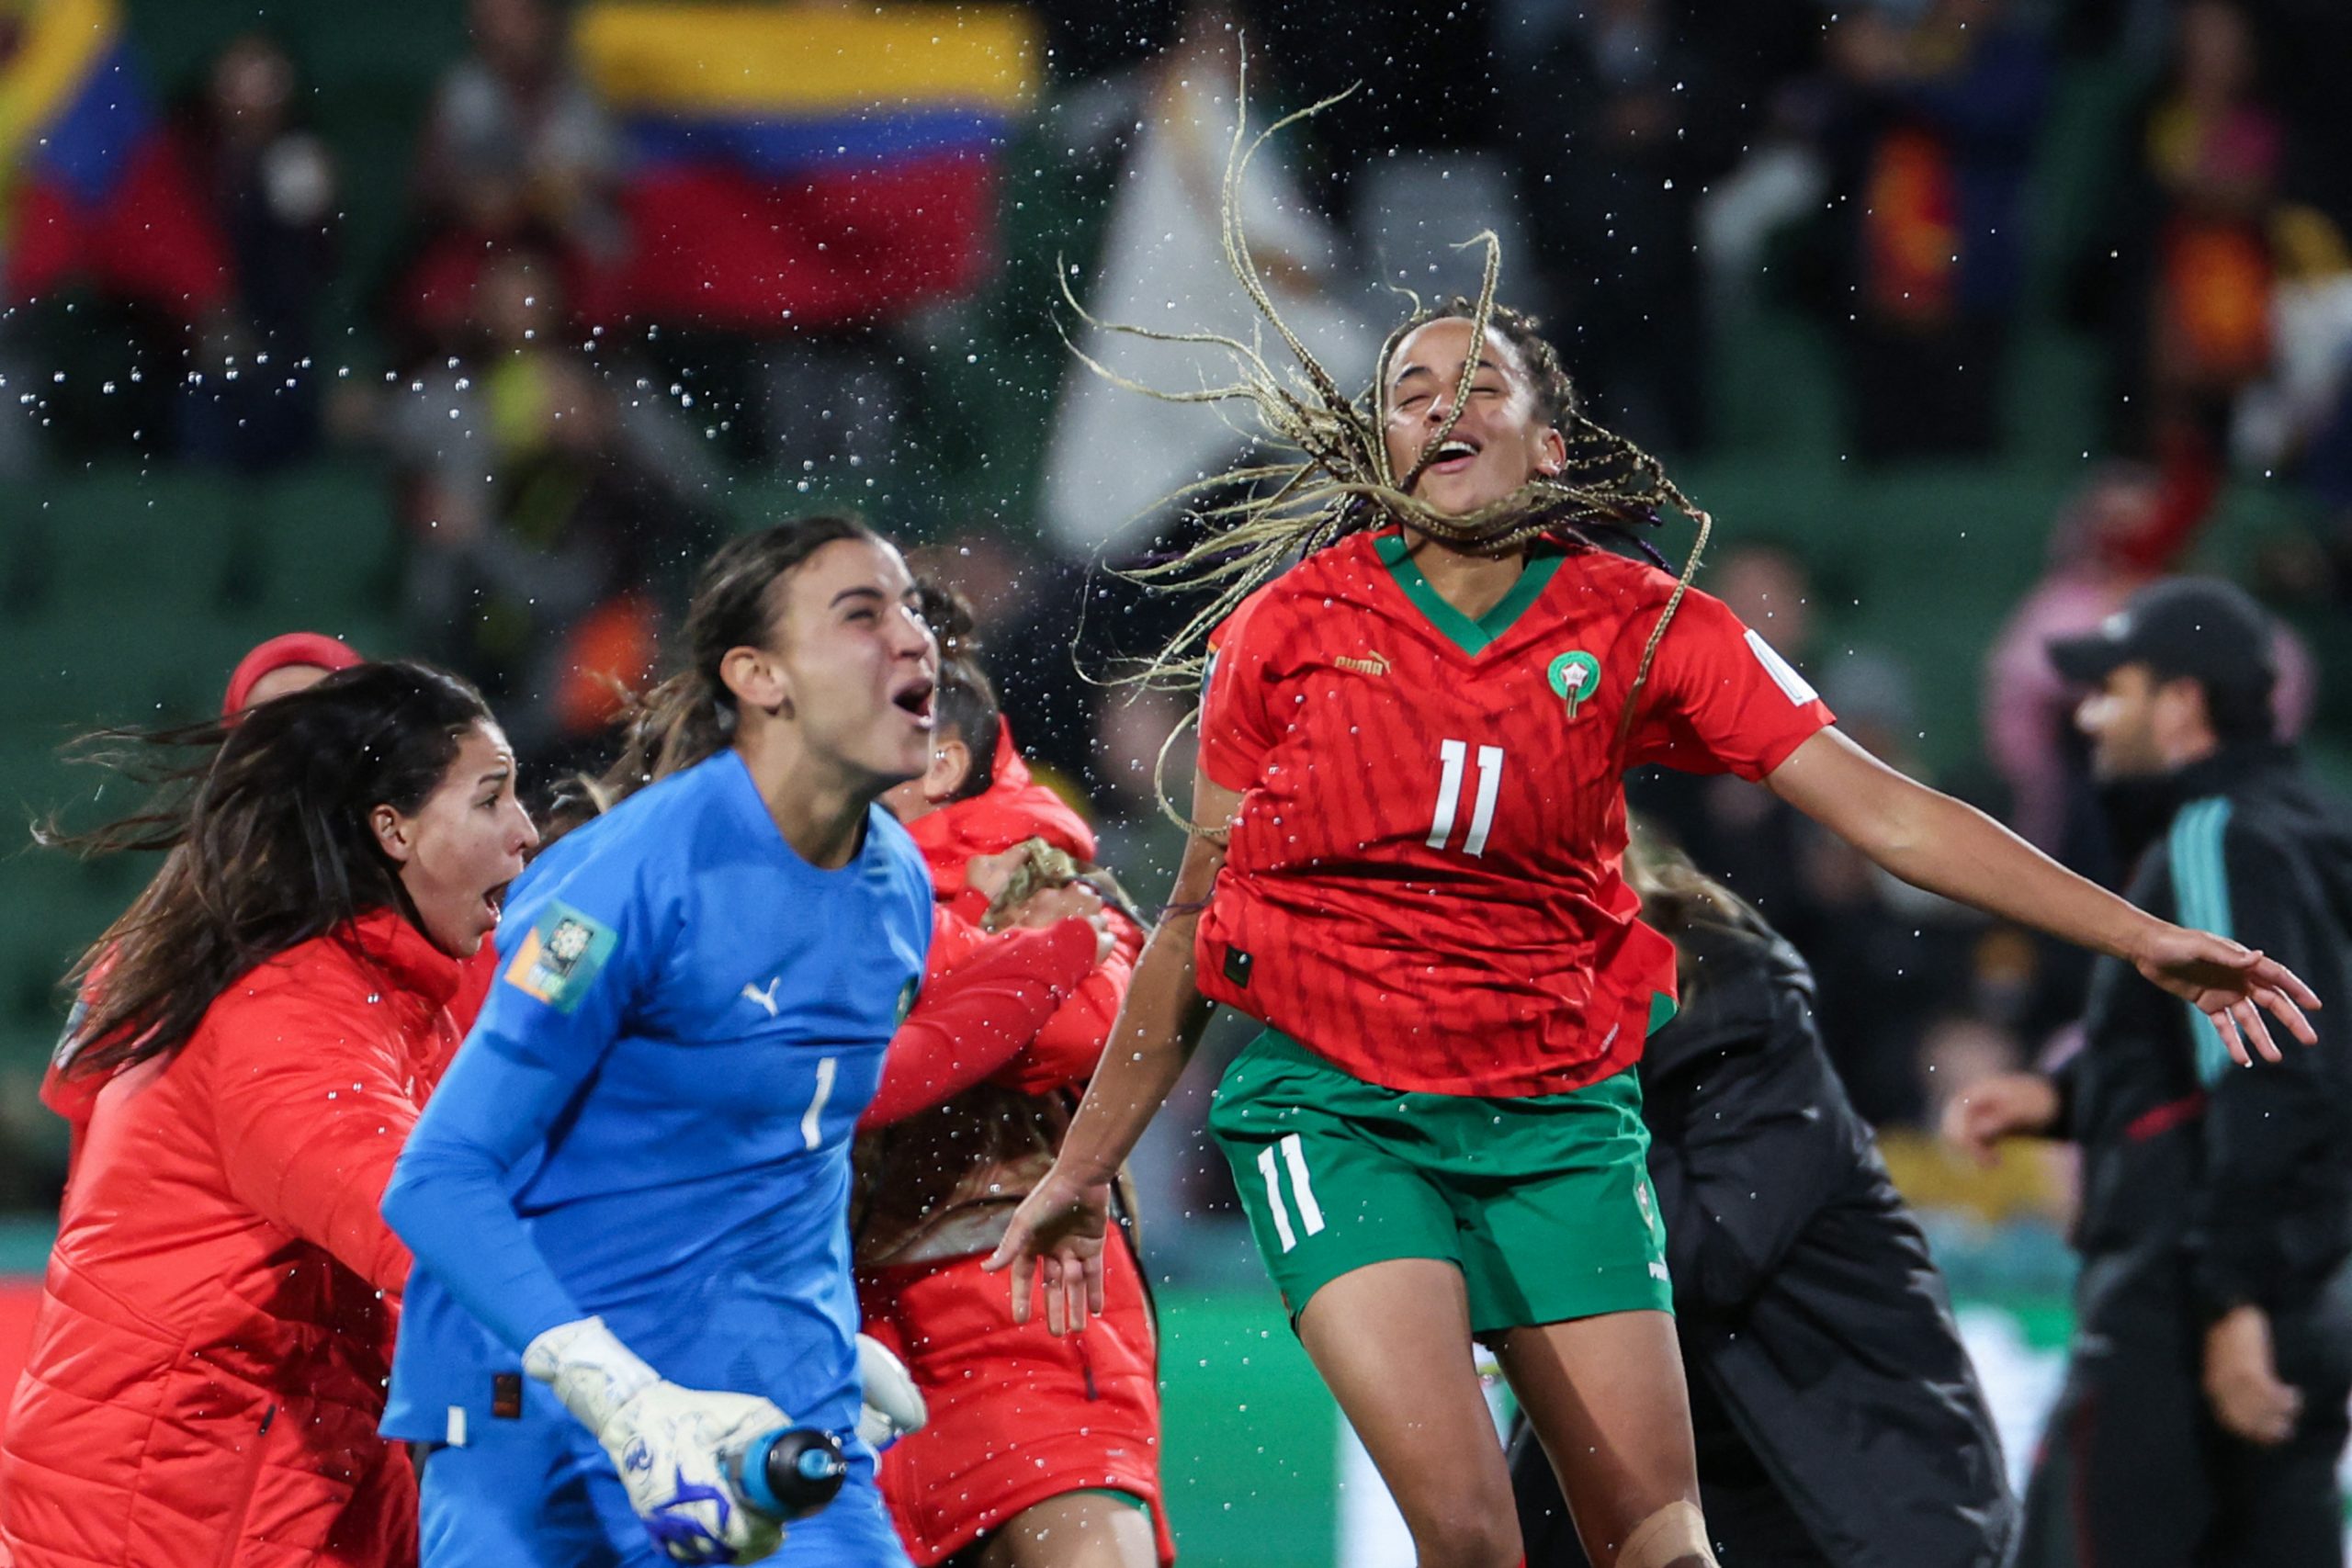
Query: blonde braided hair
1069 64 1713 829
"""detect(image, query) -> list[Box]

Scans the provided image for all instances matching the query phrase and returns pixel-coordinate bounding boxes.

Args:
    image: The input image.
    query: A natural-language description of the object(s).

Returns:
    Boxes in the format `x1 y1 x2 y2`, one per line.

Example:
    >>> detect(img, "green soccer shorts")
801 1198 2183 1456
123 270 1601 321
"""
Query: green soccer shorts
1207 1028 1672 1336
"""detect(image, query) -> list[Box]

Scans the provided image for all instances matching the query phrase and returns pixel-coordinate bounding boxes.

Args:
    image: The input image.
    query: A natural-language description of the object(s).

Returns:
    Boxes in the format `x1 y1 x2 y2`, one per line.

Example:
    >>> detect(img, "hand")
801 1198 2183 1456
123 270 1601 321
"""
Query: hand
854 1333 926 1450
526 1317 788 1564
2205 1304 2302 1445
965 844 1033 908
981 1165 1114 1337
1939 1073 2062 1168
2132 925 2320 1067
1008 882 1114 964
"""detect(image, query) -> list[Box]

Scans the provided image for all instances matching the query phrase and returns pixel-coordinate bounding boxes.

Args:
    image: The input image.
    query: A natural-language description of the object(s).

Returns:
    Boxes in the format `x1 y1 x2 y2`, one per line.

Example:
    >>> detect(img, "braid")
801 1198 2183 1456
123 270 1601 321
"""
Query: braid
1069 66 1714 826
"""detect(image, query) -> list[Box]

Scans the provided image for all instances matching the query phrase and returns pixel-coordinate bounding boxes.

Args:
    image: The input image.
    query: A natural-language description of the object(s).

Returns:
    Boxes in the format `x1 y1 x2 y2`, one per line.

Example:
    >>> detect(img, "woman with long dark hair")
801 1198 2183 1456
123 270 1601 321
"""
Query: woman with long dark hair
987 101 2317 1568
0 660 537 1568
381 516 946 1567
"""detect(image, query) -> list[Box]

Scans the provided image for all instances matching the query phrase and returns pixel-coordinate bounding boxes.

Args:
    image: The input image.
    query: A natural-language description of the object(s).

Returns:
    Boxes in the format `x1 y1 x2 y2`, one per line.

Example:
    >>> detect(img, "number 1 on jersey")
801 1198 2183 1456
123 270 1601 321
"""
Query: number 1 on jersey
1427 739 1504 857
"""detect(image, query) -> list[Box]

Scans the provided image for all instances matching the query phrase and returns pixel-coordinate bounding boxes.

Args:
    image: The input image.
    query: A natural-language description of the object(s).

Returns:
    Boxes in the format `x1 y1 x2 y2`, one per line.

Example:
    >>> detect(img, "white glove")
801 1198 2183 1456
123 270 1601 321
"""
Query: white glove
855 1333 928 1450
526 1317 789 1565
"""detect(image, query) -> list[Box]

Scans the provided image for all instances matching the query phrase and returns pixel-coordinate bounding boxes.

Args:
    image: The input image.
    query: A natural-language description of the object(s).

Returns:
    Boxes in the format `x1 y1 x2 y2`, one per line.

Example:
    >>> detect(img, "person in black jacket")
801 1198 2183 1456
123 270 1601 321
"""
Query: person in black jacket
1512 827 2017 1568
1947 575 2352 1568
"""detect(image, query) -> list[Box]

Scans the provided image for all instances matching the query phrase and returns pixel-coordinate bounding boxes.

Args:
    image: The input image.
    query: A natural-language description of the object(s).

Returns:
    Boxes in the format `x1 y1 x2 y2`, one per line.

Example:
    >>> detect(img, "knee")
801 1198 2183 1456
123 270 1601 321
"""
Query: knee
1408 1505 1522 1568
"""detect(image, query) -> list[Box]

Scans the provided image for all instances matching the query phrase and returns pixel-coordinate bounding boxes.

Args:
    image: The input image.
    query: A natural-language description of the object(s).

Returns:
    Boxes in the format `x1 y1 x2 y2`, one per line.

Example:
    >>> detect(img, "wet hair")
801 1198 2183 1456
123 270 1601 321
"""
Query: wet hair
46 660 494 1077
1063 73 1711 828
932 659 1001 804
587 515 883 809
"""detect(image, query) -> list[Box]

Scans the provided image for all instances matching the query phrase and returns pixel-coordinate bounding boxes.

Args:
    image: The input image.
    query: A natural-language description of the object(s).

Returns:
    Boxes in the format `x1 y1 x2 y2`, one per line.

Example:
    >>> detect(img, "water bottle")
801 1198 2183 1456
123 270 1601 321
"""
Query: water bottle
726 1426 848 1525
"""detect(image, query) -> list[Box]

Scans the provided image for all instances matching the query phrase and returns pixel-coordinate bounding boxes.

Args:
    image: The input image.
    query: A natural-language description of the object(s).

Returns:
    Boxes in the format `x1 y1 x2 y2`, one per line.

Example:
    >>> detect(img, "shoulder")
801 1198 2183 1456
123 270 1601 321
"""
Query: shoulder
1214 532 1391 649
184 934 382 1060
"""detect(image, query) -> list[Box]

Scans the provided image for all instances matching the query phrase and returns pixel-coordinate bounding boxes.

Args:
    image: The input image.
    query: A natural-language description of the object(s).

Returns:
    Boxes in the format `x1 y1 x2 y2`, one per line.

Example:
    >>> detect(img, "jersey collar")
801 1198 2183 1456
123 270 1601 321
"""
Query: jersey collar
1373 530 1565 657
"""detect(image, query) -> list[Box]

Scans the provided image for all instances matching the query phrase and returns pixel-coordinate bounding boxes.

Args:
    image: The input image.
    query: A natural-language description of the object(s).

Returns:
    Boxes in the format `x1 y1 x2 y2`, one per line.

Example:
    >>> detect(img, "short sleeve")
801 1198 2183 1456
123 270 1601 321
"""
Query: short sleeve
1197 589 1283 792
1626 588 1835 780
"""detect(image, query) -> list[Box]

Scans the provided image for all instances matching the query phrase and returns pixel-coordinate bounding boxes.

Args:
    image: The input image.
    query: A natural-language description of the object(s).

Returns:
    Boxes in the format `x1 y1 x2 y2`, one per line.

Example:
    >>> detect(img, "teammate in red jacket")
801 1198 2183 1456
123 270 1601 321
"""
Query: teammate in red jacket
857 620 1170 1568
0 660 536 1568
40 630 368 1190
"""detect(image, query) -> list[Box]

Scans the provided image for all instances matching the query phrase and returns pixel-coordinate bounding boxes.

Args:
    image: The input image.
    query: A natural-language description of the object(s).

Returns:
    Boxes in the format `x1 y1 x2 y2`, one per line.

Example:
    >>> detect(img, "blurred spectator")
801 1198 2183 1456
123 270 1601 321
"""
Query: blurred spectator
2075 1 2283 468
382 249 711 779
1983 462 2213 858
1982 462 2312 870
1821 0 2051 462
174 33 338 470
390 0 618 364
1498 0 1794 453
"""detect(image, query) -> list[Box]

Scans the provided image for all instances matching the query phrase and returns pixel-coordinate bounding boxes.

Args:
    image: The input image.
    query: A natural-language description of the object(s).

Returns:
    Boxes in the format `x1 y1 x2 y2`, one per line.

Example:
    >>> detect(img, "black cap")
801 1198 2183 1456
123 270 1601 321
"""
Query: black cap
2047 577 2277 699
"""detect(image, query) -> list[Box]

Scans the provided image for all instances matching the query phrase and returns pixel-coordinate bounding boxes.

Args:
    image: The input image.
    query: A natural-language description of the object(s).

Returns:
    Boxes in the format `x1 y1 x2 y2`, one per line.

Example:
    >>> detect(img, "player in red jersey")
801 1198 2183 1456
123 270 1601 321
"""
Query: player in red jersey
857 592 1172 1568
990 276 2319 1568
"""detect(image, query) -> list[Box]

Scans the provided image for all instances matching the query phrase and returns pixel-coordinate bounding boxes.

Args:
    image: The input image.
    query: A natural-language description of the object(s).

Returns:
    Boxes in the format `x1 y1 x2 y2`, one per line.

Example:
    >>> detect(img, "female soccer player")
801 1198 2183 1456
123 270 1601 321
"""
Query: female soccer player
0 660 535 1568
380 515 944 1568
860 609 1170 1568
989 269 2319 1566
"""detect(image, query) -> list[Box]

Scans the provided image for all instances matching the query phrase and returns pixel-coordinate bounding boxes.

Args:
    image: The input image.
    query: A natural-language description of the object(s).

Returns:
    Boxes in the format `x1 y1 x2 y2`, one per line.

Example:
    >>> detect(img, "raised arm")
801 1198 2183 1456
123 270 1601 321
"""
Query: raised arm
1764 727 2318 1062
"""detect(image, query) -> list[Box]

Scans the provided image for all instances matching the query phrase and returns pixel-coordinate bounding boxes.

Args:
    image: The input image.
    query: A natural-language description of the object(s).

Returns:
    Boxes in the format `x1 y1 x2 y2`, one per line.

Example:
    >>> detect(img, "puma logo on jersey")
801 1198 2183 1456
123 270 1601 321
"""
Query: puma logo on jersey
1334 652 1390 677
741 977 782 1018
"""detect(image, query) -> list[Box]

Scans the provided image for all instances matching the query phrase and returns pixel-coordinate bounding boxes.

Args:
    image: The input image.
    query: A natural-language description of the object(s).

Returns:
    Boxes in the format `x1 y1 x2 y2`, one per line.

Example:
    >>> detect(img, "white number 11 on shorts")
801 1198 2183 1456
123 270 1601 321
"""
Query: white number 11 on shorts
1256 1134 1327 1252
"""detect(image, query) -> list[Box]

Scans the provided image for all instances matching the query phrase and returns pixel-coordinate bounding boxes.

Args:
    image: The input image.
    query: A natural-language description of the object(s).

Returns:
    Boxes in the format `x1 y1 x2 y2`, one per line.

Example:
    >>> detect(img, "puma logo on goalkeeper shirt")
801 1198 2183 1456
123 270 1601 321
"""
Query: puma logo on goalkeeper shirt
1333 652 1390 677
741 977 782 1017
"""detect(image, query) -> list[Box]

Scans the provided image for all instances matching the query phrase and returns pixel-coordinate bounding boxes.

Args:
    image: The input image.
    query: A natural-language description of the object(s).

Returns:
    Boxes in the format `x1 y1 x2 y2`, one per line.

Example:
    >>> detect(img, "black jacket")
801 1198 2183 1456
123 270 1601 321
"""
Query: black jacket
2058 742 2352 1337
1645 912 2015 1567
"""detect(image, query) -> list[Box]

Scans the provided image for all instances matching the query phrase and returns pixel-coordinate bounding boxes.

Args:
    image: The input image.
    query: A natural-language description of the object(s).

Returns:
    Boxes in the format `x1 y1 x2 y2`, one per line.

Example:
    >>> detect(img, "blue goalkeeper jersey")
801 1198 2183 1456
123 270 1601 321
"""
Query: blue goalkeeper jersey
380 748 932 1445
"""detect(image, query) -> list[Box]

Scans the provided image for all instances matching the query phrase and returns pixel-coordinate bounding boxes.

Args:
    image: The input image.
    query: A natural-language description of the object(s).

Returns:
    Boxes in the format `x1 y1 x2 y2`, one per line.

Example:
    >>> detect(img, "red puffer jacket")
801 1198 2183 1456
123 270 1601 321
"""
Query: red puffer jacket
904 721 1141 1089
0 909 475 1568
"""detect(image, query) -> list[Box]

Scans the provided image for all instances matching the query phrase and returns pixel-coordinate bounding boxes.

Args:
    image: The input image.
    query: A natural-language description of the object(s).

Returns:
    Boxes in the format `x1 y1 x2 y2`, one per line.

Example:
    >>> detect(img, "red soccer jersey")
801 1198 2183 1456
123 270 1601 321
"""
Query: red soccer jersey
1195 527 1834 1097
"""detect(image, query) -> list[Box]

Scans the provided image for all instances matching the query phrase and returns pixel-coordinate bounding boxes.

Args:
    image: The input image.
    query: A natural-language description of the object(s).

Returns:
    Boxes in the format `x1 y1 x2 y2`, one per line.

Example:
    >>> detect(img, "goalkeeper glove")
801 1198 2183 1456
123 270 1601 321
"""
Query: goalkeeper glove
854 1333 927 1450
525 1316 788 1565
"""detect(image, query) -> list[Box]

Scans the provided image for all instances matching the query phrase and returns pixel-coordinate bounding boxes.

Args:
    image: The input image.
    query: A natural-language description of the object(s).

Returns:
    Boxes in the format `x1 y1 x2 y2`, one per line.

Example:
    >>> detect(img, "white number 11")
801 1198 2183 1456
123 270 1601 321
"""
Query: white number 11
1427 739 1504 856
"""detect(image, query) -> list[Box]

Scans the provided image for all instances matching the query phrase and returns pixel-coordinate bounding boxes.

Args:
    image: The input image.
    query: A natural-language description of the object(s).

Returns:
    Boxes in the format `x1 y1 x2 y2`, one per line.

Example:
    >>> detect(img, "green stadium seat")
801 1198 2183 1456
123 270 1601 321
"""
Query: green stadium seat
249 468 403 623
19 470 242 619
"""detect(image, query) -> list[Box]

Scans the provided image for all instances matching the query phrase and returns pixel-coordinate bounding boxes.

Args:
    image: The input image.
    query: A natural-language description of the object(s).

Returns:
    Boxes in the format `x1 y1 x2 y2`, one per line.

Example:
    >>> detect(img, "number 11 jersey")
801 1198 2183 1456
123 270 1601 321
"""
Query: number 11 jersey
1196 528 1833 1098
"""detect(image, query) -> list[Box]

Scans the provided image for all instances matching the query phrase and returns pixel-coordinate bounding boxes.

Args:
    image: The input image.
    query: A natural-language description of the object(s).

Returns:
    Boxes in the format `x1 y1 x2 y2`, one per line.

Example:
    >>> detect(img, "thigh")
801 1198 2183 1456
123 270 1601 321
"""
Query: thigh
1295 1257 1521 1567
1208 1037 1464 1324
1494 1310 1701 1568
973 1491 1159 1568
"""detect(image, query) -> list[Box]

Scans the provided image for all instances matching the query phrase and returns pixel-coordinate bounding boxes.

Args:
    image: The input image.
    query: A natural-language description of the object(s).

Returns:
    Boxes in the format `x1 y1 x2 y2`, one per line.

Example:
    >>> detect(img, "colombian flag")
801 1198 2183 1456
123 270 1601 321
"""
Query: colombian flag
0 0 228 319
575 3 1037 331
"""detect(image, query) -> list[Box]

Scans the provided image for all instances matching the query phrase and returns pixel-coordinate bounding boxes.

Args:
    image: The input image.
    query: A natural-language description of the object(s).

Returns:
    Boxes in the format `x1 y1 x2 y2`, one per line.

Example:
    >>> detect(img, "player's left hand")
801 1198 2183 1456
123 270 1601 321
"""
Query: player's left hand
2205 1303 2301 1445
2132 925 2320 1067
854 1334 926 1450
983 1165 1112 1337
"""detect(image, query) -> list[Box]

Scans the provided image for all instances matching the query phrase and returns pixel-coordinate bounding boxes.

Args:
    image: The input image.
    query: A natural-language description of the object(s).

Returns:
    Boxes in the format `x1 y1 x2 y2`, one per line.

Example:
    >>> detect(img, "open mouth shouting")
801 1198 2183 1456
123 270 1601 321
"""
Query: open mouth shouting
1423 436 1480 479
890 675 936 730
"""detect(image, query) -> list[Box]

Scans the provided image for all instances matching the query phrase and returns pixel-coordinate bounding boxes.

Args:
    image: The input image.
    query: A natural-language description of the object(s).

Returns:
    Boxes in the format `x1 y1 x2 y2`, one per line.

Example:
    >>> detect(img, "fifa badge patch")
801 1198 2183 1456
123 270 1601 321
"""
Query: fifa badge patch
1547 650 1602 719
503 901 617 1014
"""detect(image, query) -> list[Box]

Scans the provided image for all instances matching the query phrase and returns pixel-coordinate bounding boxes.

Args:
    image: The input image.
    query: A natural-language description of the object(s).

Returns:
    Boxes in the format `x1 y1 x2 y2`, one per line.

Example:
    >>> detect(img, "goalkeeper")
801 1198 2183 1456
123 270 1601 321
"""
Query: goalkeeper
380 519 944 1566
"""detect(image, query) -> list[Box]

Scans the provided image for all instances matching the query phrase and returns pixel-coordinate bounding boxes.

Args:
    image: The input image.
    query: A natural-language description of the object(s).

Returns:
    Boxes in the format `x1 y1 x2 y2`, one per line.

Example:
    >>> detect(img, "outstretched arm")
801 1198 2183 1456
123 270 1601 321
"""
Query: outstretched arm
1765 727 2317 1063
